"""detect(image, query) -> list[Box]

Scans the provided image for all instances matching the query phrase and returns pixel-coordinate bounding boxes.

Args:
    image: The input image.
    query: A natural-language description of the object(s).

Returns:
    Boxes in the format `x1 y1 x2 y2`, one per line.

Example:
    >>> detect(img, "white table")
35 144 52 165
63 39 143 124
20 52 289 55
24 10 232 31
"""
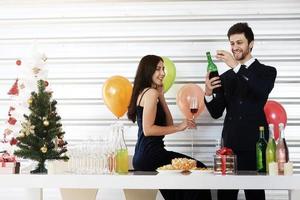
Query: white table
1 172 299 200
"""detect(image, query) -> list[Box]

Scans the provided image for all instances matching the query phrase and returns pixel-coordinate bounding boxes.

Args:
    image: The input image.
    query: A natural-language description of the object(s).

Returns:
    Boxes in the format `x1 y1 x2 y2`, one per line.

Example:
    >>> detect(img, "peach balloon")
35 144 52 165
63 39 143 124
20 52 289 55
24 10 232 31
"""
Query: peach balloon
102 76 133 118
176 84 205 119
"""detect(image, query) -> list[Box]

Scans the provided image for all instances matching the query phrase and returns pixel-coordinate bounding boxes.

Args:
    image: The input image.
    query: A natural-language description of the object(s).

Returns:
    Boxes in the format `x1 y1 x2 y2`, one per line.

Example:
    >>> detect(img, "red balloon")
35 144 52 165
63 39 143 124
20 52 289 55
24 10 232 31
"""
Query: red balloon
264 100 287 140
176 84 205 120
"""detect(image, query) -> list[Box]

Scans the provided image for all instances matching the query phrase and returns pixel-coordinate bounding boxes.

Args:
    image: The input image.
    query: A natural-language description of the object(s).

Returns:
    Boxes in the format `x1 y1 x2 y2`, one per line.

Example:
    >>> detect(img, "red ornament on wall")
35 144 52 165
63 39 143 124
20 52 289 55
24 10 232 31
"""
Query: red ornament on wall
16 60 22 66
7 117 17 125
8 79 19 96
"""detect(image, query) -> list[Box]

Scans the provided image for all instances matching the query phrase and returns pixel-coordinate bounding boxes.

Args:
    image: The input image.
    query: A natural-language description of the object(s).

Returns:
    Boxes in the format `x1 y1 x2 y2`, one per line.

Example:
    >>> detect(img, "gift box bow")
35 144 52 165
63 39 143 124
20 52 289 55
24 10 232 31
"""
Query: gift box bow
216 147 233 156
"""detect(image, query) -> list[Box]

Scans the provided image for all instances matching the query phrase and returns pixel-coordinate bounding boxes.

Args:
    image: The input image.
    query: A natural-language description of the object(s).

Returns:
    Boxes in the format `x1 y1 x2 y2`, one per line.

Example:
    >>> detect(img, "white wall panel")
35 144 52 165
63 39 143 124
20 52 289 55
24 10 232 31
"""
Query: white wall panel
0 1 299 199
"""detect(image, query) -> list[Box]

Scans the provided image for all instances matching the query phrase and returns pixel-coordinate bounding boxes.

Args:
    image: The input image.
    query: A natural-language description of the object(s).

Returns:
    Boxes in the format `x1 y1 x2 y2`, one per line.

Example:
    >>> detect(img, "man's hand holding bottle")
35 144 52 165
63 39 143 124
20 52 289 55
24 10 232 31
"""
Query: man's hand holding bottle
205 72 221 96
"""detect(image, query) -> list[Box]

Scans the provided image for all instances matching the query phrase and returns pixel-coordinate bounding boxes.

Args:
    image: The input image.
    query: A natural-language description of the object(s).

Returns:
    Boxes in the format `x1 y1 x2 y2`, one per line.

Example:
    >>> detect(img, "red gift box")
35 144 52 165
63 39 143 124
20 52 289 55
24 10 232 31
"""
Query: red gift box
214 147 236 175
0 152 17 174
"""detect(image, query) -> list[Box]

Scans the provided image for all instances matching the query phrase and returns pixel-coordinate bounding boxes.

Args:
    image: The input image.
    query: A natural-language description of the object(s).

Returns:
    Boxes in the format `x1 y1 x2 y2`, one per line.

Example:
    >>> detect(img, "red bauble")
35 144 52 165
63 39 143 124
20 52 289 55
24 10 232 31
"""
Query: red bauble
16 60 22 66
58 139 66 147
45 81 49 87
8 117 17 125
10 137 18 145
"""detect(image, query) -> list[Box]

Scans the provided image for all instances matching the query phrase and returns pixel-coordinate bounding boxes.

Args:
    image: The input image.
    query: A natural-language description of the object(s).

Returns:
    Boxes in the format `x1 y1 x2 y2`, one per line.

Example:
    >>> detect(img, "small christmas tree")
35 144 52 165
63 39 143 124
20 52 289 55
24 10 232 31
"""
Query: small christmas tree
14 79 69 174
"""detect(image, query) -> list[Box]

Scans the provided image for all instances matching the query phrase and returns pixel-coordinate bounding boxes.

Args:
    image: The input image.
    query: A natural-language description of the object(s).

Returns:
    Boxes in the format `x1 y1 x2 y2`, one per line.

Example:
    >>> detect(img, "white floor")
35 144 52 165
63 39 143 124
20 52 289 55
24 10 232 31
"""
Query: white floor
0 188 166 200
0 189 288 200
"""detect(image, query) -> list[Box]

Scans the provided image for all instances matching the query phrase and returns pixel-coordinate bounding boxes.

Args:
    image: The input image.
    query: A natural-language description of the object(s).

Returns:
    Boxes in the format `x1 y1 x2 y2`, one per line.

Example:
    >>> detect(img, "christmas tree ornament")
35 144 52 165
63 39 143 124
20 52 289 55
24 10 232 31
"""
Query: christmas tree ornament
41 54 47 62
21 121 35 136
8 117 17 125
8 79 19 96
19 132 25 138
8 107 16 116
44 81 49 87
58 138 66 147
32 67 41 75
4 128 13 136
43 120 49 126
28 98 33 105
16 59 22 66
10 137 18 145
40 145 48 153
54 136 58 149
19 83 25 89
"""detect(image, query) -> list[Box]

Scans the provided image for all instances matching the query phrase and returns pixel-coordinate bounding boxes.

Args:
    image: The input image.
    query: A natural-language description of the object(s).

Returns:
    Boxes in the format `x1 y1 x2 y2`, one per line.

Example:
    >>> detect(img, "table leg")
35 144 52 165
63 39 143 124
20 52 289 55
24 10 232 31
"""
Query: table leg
289 190 300 200
25 188 43 200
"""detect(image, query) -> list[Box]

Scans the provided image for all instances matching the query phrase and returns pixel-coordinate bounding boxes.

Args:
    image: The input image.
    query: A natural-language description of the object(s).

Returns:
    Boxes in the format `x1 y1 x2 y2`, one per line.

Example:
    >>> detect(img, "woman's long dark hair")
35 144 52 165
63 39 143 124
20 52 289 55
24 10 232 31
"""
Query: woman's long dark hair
127 55 163 123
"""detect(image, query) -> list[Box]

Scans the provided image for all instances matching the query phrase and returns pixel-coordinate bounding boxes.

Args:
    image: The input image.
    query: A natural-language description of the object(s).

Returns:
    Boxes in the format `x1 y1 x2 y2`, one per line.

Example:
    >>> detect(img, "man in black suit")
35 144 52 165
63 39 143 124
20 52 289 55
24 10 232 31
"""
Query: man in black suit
204 23 277 200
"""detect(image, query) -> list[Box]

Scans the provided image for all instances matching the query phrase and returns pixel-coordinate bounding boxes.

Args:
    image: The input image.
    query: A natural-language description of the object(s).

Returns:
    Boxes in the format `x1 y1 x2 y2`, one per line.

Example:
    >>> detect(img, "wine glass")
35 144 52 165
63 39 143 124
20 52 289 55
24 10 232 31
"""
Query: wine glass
189 96 198 157
189 96 198 121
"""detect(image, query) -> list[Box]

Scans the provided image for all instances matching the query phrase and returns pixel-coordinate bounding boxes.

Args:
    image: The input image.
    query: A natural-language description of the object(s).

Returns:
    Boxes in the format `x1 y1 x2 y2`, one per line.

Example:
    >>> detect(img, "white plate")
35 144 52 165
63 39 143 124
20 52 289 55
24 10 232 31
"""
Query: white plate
156 169 183 174
190 169 213 175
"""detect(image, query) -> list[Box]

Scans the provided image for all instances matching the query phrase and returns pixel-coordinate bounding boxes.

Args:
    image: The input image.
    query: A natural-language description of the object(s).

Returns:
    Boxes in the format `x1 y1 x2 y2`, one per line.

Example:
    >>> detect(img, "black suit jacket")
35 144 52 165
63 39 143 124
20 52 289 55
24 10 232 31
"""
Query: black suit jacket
205 59 277 151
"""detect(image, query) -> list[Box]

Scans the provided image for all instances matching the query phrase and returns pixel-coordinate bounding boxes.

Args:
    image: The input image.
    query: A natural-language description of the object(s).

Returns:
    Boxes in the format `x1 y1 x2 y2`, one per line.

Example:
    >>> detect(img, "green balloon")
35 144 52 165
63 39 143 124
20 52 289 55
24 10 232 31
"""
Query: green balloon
162 57 176 93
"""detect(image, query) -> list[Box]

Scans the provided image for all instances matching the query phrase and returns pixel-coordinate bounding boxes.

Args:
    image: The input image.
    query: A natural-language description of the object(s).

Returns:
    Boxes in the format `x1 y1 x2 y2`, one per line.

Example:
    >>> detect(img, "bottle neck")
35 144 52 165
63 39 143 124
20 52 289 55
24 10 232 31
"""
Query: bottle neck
113 123 127 149
118 126 127 149
207 52 213 63
269 127 274 139
260 130 265 139
206 52 218 72
279 128 285 139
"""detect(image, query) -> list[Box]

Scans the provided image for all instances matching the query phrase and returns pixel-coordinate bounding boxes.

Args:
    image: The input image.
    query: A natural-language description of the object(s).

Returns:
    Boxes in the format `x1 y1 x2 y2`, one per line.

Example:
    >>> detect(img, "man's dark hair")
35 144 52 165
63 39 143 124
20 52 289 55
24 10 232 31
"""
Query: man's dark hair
227 22 254 44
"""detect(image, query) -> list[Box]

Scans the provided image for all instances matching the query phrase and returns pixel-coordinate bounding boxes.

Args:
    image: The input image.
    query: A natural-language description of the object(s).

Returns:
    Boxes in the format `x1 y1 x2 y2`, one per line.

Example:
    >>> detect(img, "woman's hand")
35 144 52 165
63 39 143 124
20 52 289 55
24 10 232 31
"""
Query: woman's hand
176 119 196 131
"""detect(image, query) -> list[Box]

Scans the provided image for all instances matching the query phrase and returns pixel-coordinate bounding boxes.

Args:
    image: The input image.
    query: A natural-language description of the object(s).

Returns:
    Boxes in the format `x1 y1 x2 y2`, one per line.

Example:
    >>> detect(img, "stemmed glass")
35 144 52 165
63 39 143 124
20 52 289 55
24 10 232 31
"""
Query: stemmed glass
189 96 198 157
190 96 198 120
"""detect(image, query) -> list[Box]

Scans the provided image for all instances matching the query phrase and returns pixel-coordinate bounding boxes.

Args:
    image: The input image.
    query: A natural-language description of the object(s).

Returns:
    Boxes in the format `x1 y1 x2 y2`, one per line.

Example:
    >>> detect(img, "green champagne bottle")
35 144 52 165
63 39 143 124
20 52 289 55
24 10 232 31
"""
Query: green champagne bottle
206 52 221 93
266 124 276 174
256 126 267 173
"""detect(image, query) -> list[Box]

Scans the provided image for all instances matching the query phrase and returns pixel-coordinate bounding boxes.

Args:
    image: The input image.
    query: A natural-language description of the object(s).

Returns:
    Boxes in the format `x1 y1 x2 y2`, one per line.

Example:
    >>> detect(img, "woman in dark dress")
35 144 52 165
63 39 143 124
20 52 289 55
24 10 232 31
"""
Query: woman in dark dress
127 55 211 200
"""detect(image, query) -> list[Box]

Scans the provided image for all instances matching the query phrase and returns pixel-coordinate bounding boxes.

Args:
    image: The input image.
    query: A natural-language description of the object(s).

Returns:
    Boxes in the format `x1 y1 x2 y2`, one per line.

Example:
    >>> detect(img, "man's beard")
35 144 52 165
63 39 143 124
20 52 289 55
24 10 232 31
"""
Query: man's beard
233 48 250 61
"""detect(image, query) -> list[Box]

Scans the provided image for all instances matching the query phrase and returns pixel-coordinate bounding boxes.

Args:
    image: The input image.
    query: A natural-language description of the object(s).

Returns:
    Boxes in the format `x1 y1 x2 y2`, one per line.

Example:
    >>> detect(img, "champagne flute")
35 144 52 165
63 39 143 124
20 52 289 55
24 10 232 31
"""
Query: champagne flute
189 96 198 157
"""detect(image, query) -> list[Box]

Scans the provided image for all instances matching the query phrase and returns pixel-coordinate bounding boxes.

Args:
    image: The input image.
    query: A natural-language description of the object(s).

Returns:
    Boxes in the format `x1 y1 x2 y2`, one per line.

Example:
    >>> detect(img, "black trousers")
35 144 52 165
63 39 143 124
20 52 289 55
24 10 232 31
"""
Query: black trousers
217 150 265 200
134 150 212 200
161 189 212 200
158 151 212 200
